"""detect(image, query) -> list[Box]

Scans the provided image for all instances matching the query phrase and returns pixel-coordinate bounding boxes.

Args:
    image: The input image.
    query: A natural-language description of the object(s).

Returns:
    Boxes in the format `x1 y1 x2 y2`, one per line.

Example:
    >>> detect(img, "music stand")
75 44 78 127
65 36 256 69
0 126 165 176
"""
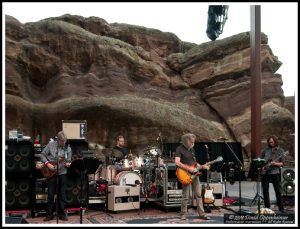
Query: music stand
249 158 265 215
68 157 100 224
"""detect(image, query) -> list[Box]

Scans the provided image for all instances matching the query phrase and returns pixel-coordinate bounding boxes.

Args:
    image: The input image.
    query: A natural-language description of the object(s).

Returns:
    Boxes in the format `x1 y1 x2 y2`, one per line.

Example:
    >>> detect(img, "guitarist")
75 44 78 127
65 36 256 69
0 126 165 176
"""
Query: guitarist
175 133 210 221
40 131 72 221
260 135 284 213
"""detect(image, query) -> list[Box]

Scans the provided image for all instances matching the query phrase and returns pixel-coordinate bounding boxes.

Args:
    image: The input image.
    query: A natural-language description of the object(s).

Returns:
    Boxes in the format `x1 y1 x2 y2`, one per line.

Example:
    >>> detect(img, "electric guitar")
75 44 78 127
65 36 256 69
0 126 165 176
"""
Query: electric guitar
260 151 288 175
176 156 223 185
35 160 71 179
203 184 215 204
203 145 215 205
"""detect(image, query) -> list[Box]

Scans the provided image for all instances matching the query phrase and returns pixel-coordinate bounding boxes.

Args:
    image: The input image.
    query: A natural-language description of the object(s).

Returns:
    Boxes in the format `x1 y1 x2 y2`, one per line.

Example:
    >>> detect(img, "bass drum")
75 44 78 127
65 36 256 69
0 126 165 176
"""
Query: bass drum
114 171 142 186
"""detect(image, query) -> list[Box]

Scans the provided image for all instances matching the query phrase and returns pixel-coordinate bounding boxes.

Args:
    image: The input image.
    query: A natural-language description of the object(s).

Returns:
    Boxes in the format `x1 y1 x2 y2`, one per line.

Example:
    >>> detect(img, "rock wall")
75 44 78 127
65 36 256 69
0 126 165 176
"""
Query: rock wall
5 14 295 169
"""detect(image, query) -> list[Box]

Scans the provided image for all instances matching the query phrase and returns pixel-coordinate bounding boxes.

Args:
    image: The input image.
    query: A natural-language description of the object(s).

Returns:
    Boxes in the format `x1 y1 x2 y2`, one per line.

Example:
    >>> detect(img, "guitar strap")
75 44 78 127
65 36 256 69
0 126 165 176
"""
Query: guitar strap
191 149 196 161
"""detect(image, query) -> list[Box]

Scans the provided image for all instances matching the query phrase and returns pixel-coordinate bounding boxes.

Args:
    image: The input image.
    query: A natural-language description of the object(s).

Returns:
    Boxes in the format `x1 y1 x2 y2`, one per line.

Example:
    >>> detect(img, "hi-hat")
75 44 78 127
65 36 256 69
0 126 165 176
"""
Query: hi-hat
101 148 123 159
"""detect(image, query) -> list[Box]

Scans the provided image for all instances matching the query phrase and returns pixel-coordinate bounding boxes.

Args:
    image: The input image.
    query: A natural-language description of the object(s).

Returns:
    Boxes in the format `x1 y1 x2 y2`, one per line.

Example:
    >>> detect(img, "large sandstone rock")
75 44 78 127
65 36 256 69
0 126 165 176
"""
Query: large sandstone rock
5 15 295 167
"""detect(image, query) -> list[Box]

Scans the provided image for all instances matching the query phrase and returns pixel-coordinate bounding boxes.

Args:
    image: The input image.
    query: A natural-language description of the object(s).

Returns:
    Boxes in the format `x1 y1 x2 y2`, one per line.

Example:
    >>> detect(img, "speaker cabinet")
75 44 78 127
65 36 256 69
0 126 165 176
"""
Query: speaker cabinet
5 140 33 175
5 179 33 210
281 167 295 196
65 177 88 207
193 183 224 207
107 185 140 211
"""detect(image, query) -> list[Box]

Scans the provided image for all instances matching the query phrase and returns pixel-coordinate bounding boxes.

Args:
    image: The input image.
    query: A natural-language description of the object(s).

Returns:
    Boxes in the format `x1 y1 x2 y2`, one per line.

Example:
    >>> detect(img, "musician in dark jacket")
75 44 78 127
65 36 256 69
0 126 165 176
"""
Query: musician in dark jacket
40 131 72 221
175 133 210 221
260 135 285 213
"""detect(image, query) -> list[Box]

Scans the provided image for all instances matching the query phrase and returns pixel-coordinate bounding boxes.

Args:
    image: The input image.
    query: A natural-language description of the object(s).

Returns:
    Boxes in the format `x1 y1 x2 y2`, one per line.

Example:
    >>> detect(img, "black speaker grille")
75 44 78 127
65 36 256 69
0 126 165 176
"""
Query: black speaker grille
282 182 295 195
283 169 295 181
5 141 33 174
5 179 32 210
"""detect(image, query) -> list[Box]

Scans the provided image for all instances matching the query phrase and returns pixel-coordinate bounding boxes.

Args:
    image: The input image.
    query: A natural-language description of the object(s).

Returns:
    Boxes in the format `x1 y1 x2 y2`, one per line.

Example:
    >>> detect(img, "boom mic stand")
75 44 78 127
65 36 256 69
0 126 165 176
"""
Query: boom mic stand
222 140 246 215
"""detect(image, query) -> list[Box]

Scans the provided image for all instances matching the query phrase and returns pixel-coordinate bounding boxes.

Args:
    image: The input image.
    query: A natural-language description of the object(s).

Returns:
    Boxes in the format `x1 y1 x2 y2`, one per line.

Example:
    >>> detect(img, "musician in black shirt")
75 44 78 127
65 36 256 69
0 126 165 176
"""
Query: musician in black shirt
175 133 210 221
112 135 129 172
113 135 129 159
260 135 285 213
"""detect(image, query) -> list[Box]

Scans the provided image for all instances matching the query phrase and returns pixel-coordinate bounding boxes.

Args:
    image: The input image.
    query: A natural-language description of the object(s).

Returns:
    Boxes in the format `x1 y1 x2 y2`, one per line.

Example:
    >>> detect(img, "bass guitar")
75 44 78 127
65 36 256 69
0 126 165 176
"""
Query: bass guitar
176 156 223 185
260 151 288 175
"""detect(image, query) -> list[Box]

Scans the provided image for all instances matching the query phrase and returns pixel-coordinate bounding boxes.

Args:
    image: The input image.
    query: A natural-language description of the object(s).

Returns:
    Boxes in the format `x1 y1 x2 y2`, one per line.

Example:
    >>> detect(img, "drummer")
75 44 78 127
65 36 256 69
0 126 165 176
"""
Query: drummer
113 135 129 172
113 135 129 157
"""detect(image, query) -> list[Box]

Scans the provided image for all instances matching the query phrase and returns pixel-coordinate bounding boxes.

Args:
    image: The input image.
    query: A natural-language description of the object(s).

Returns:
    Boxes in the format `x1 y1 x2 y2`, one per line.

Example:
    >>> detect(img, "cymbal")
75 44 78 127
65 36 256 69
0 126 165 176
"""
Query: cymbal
143 146 161 156
93 151 106 161
89 142 105 151
101 148 123 159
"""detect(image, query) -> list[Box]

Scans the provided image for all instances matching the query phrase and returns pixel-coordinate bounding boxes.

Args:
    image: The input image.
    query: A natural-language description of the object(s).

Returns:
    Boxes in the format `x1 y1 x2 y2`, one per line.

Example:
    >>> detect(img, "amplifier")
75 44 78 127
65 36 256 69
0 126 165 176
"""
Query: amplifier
62 120 87 140
107 185 140 211
167 189 182 204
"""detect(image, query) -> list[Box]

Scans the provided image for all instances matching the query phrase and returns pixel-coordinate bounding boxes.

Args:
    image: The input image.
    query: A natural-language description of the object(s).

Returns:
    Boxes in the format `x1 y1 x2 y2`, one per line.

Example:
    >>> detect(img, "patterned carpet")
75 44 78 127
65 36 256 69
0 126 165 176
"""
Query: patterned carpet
8 203 295 225
18 207 227 224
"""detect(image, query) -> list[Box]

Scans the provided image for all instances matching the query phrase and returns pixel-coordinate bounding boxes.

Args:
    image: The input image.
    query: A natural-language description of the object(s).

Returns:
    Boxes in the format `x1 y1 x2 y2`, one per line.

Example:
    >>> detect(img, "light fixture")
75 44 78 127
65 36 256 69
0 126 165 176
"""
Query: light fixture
206 5 229 41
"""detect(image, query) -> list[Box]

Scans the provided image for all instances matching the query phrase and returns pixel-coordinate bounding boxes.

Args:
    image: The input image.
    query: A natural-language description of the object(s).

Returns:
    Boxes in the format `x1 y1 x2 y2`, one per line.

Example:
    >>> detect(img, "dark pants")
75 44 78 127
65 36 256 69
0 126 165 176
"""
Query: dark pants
261 173 283 211
46 174 67 216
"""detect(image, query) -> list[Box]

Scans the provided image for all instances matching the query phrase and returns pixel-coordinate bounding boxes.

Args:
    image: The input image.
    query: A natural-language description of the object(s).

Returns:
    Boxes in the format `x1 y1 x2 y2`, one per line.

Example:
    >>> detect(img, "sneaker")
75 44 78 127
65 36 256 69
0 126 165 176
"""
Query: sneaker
43 215 54 221
199 215 211 220
180 215 187 220
59 215 68 221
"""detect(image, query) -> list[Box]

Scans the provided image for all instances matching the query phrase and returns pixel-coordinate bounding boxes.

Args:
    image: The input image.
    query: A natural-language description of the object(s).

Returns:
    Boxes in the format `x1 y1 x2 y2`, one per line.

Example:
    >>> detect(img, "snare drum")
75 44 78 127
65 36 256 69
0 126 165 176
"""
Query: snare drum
121 159 133 170
114 171 142 186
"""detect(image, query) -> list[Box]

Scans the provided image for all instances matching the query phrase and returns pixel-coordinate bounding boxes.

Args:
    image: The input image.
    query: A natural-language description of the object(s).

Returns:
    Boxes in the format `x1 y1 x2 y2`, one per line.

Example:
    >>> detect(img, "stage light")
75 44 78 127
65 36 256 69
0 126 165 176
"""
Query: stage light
206 5 229 41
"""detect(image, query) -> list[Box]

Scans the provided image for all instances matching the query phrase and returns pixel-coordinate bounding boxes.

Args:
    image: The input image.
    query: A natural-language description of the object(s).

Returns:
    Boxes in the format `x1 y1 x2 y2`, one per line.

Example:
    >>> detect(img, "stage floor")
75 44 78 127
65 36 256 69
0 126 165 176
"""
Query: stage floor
6 181 296 225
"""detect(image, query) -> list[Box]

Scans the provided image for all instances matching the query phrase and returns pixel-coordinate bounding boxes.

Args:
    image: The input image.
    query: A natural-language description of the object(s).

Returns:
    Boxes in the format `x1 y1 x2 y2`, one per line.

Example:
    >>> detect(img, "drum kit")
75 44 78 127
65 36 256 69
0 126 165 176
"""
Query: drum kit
92 145 164 196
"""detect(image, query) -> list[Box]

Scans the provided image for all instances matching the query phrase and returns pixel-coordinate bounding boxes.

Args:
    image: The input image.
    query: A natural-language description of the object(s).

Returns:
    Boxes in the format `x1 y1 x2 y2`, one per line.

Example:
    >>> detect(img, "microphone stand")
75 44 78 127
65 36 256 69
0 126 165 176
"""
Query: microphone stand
223 141 245 215
56 151 59 224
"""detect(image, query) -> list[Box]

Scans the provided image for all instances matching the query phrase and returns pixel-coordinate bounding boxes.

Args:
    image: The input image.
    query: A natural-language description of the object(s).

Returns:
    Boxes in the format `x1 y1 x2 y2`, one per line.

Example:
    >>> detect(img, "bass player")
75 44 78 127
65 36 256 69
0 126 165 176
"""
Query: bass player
175 133 211 221
260 135 285 213
40 131 72 221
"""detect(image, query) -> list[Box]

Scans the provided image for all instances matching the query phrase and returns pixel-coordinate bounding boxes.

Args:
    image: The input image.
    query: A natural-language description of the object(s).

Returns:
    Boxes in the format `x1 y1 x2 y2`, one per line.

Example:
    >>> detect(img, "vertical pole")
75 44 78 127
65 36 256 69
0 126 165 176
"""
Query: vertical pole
250 5 261 159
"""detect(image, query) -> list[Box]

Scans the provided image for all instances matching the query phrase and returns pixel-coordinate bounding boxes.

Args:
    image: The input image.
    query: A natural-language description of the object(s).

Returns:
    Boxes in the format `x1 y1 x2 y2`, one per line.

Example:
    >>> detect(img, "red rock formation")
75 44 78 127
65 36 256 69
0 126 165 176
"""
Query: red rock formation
5 15 295 167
